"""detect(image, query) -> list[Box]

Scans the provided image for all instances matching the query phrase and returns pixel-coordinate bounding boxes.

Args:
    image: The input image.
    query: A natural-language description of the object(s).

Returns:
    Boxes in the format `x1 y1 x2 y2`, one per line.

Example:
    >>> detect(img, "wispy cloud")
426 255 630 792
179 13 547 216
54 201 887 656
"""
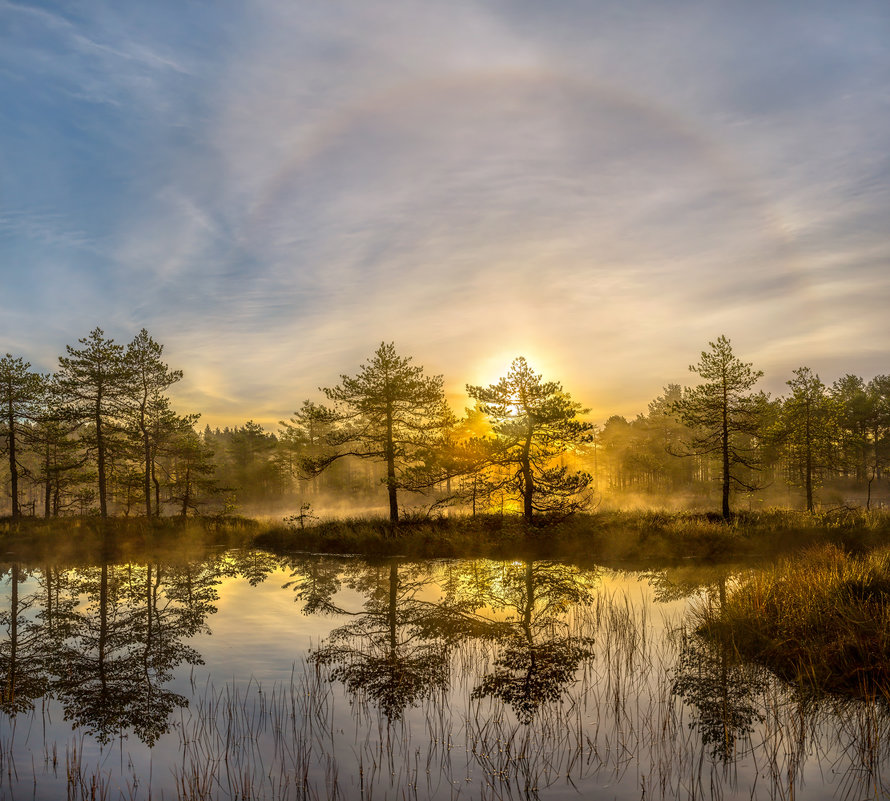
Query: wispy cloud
1 0 888 426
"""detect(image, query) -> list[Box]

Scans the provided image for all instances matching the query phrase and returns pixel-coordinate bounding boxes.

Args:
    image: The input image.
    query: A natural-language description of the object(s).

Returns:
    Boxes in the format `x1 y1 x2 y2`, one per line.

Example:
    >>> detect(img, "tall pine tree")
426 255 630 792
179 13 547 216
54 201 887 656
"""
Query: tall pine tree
56 328 132 518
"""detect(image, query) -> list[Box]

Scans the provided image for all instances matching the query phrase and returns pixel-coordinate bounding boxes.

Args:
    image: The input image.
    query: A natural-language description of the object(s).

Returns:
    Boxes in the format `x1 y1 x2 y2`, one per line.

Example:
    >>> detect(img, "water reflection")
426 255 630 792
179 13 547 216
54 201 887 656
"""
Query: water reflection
641 563 739 605
443 560 598 723
0 548 888 800
308 561 451 720
0 548 228 745
671 629 768 762
297 558 600 724
0 563 50 714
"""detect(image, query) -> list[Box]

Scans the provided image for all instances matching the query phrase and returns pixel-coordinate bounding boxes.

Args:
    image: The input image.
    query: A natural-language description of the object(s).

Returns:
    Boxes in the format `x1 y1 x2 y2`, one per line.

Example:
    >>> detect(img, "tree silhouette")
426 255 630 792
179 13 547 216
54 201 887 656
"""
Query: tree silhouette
776 367 839 512
467 357 594 523
125 329 183 517
30 378 88 517
863 375 890 509
164 417 219 516
0 355 45 519
673 336 766 519
56 328 133 518
307 343 452 523
277 400 336 495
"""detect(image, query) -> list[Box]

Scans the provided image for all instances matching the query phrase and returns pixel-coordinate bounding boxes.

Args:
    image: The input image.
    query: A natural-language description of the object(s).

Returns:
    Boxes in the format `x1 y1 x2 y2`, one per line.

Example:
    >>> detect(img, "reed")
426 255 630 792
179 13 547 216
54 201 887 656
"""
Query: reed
254 507 890 564
696 544 890 699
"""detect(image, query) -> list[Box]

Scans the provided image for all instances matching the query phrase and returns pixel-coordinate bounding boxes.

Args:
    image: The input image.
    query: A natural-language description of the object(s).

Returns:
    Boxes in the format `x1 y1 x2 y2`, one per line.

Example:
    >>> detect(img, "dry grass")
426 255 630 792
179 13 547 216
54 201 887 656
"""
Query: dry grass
254 507 890 565
696 544 890 699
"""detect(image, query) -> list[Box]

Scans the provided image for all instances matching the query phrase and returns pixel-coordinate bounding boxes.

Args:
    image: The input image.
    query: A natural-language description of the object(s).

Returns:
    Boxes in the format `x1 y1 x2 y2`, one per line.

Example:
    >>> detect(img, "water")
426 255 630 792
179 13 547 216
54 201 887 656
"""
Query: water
0 546 887 800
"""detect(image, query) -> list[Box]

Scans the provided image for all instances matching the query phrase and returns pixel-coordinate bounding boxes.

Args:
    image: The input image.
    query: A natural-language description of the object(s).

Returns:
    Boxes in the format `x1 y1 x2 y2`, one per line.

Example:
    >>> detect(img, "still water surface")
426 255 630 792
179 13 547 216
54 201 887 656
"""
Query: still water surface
0 547 887 800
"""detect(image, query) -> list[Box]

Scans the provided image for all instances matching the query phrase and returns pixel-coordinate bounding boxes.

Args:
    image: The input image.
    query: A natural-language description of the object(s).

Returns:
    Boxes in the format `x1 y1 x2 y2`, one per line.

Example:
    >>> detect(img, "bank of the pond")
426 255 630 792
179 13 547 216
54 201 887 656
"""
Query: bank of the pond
696 544 890 699
253 508 890 565
0 514 260 562
3 508 890 566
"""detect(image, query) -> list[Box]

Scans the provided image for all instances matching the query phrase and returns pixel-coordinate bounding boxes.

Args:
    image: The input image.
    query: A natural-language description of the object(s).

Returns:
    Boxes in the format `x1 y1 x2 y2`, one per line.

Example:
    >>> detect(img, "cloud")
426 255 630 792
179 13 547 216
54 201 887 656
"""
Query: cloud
0 0 888 427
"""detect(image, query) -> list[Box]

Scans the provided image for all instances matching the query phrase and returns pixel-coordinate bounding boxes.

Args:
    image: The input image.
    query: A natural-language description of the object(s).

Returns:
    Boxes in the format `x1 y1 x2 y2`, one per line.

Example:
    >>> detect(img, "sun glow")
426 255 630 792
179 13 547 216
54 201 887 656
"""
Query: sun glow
466 348 555 392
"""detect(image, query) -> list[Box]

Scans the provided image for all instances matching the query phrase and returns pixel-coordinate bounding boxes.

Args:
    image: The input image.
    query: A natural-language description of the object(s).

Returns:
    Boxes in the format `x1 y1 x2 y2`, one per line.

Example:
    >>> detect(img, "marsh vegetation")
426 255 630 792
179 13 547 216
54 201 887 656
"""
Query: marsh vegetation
695 544 890 700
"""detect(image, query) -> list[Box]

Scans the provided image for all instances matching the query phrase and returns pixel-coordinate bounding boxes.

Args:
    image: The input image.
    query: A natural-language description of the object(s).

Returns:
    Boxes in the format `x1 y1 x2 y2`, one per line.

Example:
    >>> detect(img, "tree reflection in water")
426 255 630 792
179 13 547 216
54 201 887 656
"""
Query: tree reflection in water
644 564 769 762
308 560 451 721
671 629 768 762
0 564 51 714
50 559 207 745
0 548 229 746
445 560 598 723
300 558 599 724
1 552 889 799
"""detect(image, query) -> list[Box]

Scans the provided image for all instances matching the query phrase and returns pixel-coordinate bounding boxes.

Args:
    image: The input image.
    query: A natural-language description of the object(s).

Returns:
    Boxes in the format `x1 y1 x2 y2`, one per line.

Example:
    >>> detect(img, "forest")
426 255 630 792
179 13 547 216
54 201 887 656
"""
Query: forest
1 328 888 523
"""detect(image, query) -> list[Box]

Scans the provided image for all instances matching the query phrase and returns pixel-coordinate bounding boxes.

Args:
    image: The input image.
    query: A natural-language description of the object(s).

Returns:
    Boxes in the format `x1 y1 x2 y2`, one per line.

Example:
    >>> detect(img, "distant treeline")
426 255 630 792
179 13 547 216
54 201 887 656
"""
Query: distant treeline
1 330 888 522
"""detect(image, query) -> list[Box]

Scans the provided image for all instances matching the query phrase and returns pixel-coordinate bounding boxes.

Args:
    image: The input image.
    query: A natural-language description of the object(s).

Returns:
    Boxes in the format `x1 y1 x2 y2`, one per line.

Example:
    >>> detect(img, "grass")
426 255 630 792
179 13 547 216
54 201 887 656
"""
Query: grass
0 514 260 563
695 543 890 699
253 507 890 566
4 506 890 566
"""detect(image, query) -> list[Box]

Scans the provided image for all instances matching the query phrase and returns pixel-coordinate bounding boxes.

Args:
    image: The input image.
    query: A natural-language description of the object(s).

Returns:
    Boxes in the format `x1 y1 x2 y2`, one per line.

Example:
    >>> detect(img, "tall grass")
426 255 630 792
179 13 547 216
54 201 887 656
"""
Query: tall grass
5 507 890 564
0 515 259 563
696 544 890 699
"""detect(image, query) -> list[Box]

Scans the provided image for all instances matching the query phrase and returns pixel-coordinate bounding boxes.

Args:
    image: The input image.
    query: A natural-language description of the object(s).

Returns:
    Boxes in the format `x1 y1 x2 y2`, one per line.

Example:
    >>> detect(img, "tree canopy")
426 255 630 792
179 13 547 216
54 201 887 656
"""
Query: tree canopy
467 357 594 523
307 342 452 523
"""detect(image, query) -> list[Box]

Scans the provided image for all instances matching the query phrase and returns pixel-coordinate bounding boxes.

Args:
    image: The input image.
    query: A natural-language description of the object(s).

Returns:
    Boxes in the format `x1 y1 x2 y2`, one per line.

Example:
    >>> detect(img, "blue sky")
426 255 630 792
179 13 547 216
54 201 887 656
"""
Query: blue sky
1 0 888 426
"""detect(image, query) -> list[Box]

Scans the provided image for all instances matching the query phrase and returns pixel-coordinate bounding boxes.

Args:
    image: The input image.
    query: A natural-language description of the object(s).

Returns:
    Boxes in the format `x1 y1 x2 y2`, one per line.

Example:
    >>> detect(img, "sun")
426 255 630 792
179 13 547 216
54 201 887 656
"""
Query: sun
467 348 555 391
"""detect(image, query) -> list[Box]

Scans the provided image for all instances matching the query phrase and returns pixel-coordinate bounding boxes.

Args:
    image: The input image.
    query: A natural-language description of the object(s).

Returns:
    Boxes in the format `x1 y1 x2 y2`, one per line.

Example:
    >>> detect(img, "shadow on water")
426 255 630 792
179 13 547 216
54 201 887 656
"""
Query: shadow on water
0 539 889 798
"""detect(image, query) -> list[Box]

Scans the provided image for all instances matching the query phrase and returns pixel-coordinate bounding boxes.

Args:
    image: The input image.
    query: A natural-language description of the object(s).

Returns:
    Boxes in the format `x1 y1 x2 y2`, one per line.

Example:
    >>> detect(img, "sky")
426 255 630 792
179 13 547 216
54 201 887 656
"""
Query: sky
1 0 888 428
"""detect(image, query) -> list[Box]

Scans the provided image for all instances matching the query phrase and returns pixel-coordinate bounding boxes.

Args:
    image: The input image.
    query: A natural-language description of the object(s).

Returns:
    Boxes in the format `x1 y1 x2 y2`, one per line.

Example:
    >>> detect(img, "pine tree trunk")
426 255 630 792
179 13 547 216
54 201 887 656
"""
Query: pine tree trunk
522 422 534 523
721 380 730 519
388 562 398 650
153 462 161 517
385 405 399 523
6 565 18 704
98 562 108 694
96 397 108 518
143 422 152 518
7 401 19 519
387 463 398 523
181 465 191 517
805 398 814 513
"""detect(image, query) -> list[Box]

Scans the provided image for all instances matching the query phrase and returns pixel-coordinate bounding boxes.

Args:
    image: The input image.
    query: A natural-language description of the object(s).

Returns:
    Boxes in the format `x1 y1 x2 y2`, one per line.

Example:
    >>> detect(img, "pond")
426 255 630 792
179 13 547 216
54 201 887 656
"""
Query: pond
0 546 887 800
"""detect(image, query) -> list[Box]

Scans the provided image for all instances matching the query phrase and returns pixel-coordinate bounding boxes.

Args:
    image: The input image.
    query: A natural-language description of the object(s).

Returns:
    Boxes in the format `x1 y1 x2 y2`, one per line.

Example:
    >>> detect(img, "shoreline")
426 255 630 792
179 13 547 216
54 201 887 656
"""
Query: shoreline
2 508 889 567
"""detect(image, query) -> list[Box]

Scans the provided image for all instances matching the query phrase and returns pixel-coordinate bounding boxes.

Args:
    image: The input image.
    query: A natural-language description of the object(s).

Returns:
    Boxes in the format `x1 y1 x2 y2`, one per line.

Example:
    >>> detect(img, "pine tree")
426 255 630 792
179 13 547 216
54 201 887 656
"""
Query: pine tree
467 357 594 523
125 329 182 517
308 343 451 523
56 328 133 518
0 354 44 518
673 336 766 519
776 367 839 512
